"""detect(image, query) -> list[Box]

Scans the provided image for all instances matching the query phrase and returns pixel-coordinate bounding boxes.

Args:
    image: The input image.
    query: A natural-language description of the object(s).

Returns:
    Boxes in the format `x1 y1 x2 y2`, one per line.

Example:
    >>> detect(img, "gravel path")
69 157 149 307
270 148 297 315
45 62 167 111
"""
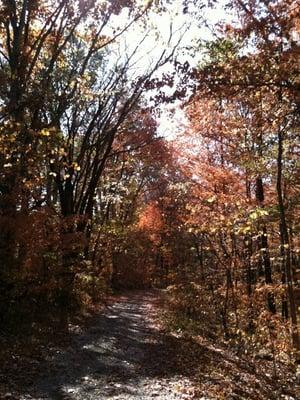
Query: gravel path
3 290 298 400
16 291 195 400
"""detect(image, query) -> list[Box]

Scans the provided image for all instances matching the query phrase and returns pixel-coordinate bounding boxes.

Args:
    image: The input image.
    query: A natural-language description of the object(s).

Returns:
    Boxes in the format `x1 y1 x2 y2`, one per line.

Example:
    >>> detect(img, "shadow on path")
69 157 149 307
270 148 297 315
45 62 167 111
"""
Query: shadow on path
2 290 295 400
8 291 195 399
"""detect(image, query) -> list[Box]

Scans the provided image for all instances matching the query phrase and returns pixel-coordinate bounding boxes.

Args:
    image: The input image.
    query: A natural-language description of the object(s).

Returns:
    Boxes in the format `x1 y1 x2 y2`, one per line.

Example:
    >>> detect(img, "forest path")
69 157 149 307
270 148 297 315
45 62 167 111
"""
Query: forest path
4 290 296 400
13 290 196 400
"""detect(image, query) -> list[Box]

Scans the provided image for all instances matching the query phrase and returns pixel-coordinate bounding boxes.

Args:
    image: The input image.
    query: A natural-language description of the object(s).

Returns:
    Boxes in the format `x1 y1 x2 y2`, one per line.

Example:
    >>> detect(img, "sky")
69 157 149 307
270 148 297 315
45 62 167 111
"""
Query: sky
151 0 233 139
100 0 233 140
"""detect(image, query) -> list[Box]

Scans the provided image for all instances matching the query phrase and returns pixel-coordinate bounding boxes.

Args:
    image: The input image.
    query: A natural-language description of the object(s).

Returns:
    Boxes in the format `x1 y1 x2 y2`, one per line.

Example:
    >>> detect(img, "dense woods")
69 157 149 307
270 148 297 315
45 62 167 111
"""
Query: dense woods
0 0 178 325
0 0 300 398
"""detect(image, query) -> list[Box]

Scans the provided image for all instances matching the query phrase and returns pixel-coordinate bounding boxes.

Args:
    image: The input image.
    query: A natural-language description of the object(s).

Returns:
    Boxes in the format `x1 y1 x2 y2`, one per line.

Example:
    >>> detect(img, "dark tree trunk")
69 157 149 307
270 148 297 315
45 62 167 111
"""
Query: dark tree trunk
255 176 276 314
277 130 299 351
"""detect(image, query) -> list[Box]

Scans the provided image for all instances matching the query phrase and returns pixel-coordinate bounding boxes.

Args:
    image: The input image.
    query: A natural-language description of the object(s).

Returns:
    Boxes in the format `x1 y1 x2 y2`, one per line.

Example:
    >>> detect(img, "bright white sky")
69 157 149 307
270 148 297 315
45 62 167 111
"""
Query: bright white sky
102 0 233 139
152 0 233 139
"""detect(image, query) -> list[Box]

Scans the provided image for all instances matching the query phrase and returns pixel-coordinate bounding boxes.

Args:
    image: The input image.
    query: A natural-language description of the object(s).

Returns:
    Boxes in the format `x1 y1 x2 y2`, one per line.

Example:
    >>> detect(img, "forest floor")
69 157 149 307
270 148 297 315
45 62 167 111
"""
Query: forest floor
0 290 299 400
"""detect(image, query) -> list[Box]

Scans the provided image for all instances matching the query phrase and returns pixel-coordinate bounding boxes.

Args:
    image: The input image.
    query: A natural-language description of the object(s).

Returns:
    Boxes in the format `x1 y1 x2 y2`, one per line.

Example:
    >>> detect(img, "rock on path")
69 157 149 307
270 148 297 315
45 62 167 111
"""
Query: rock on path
16 291 196 400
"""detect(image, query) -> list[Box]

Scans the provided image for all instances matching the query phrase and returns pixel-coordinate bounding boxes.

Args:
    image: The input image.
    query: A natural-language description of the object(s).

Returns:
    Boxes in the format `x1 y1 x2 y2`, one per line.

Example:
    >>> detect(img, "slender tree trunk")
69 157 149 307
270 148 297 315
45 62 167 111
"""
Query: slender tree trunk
195 236 205 282
255 176 276 313
55 178 76 330
277 130 299 350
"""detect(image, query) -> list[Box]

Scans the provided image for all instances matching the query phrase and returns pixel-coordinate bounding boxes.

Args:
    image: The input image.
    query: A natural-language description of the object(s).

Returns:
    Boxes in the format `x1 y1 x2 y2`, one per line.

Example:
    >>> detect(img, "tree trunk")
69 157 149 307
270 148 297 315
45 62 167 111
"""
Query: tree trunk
277 130 299 351
255 176 276 313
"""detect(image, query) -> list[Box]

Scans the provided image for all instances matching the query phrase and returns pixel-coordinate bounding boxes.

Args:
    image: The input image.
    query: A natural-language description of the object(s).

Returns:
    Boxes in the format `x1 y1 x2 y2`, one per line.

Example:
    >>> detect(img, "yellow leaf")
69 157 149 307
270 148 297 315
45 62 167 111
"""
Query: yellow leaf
207 195 216 203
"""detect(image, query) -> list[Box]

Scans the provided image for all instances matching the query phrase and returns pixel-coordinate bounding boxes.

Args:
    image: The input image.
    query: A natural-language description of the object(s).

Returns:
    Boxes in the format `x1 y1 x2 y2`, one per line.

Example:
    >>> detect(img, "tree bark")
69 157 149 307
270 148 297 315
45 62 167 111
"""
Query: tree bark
276 130 299 350
255 176 276 313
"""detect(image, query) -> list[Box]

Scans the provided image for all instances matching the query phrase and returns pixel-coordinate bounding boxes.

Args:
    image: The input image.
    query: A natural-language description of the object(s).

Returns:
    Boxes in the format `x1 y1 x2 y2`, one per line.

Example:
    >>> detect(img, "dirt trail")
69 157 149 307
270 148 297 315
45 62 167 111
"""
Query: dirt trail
3 290 297 400
10 291 195 400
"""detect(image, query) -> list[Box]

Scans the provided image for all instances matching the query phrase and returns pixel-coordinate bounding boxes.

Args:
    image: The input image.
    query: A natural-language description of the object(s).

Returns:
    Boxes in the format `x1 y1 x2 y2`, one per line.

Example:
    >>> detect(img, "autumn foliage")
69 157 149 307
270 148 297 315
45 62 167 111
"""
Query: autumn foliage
0 0 299 378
